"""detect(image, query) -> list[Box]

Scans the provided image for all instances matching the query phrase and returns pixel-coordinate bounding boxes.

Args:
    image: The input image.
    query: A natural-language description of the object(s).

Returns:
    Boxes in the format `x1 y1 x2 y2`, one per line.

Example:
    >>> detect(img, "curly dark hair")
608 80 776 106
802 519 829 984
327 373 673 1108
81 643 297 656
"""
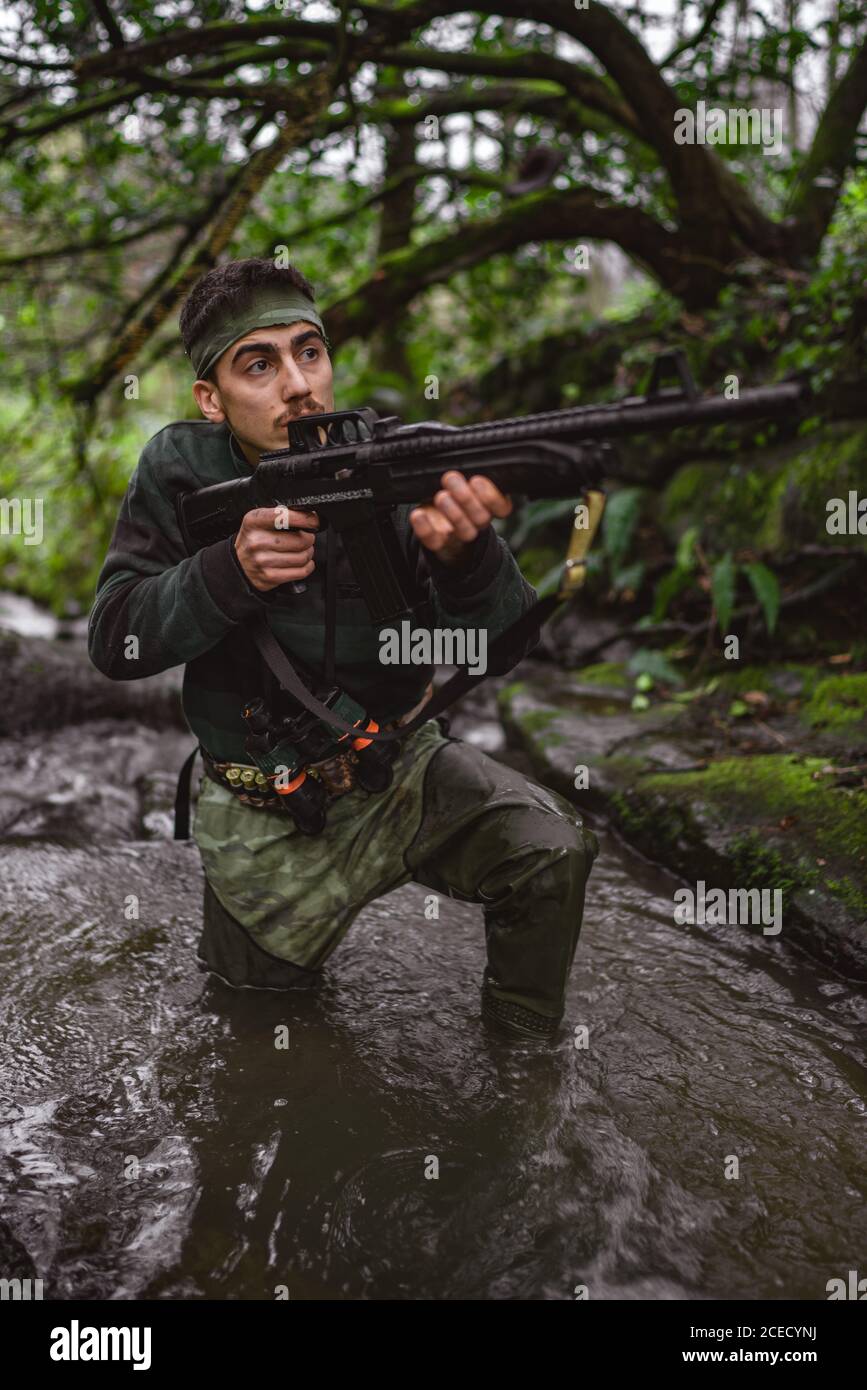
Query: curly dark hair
178 257 319 380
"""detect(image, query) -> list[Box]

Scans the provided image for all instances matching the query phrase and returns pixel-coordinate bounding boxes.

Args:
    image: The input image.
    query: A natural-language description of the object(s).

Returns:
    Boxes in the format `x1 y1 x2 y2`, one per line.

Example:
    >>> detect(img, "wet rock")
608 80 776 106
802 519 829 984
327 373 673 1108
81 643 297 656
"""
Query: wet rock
0 720 194 848
498 660 708 805
139 771 181 841
0 629 185 737
441 665 507 756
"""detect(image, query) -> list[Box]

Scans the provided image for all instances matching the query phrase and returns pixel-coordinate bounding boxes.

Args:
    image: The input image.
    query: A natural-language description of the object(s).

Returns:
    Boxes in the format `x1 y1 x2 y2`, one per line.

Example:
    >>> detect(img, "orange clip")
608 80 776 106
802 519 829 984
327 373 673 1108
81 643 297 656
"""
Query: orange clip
275 771 307 796
352 719 379 751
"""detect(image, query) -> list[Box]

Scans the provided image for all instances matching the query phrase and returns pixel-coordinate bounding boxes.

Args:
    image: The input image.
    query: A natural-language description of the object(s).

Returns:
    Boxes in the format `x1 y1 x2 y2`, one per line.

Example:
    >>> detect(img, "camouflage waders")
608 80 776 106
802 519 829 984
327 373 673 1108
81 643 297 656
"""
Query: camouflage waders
192 719 598 1038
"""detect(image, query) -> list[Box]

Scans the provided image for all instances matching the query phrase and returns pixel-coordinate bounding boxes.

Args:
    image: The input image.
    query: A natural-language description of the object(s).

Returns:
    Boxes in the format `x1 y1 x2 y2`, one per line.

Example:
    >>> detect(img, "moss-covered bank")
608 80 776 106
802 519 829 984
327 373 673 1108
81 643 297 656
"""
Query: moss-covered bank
499 663 867 978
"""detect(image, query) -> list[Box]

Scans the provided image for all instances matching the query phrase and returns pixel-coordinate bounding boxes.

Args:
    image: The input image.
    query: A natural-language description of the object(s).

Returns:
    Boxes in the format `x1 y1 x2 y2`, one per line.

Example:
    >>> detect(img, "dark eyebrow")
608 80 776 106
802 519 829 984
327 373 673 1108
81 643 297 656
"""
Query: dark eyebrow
230 329 325 367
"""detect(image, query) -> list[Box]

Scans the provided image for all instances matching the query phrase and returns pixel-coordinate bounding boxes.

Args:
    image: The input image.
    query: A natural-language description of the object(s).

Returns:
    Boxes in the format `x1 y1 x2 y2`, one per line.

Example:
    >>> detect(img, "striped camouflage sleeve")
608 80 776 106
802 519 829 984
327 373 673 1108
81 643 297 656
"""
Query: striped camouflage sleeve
87 432 273 680
401 511 541 674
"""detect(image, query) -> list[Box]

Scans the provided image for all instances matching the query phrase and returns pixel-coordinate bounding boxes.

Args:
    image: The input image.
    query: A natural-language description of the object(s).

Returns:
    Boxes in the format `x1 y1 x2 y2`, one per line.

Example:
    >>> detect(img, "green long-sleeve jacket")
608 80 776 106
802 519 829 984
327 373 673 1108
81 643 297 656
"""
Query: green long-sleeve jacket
87 419 539 762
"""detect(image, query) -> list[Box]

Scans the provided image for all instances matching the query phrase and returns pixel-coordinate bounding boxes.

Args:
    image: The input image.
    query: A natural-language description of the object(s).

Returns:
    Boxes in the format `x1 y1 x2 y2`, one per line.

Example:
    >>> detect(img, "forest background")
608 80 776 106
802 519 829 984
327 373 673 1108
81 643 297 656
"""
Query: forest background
0 1 865 771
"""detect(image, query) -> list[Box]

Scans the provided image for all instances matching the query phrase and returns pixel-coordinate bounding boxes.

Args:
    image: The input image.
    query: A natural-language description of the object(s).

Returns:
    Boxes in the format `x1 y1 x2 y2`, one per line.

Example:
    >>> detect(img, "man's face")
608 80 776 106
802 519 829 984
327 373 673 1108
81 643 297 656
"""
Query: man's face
191 320 335 466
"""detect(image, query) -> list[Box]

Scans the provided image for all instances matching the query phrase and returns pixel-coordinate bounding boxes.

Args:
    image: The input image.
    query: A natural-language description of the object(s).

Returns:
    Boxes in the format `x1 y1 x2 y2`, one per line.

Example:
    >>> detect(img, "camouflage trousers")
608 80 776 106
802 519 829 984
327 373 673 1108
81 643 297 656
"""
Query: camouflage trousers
192 719 599 1037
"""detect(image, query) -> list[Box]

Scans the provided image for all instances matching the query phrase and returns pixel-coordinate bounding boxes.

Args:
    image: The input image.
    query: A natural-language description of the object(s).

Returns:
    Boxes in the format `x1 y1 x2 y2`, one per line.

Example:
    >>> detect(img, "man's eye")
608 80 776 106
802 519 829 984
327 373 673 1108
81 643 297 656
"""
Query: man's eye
299 347 320 362
247 359 270 374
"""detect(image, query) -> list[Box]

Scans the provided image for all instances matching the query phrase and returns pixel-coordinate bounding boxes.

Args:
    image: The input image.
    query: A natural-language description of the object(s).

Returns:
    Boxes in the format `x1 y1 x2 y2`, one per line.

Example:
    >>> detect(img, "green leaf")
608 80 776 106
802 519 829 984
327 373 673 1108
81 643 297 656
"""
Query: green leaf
651 564 691 621
635 672 654 692
509 496 582 550
729 699 749 718
711 553 737 634
612 559 645 593
534 558 566 598
631 693 650 712
675 525 699 571
627 647 685 687
601 487 645 568
743 561 780 636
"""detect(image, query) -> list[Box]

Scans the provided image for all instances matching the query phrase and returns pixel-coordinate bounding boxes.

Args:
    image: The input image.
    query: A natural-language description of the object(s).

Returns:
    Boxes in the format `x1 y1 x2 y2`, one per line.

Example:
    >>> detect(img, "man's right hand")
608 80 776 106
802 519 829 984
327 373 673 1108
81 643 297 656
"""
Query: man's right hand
233 506 320 592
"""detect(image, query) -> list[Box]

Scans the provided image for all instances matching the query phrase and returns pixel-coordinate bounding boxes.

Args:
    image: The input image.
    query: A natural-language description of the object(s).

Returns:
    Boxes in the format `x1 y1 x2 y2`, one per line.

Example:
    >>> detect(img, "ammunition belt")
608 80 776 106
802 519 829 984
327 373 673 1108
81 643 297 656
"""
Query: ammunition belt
201 682 435 812
201 725 401 809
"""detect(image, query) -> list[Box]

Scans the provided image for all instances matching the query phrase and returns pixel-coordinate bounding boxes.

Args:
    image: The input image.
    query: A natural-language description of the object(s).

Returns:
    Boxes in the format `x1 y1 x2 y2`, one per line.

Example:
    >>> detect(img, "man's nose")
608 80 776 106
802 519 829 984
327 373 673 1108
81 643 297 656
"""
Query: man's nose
277 355 313 397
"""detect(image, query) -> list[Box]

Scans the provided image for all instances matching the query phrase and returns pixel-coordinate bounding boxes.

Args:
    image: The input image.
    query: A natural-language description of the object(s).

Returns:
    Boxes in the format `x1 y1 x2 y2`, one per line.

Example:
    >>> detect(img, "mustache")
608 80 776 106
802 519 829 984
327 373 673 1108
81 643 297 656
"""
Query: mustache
276 401 327 427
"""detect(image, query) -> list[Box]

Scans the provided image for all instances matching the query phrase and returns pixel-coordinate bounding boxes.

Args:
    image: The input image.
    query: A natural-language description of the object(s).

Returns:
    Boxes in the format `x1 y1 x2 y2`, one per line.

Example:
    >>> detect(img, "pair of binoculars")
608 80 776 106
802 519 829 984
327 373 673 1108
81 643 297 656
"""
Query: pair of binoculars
241 694 400 835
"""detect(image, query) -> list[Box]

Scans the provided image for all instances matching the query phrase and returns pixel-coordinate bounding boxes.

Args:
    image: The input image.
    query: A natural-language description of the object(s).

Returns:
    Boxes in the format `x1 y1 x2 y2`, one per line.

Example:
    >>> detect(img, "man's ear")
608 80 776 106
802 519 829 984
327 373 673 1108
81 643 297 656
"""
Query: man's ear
192 375 226 423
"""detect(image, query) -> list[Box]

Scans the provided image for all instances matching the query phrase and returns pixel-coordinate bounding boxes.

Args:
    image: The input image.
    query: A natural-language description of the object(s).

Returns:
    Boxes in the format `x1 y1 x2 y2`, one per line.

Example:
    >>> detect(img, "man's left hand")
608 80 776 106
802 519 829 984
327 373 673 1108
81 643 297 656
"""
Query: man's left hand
409 471 513 567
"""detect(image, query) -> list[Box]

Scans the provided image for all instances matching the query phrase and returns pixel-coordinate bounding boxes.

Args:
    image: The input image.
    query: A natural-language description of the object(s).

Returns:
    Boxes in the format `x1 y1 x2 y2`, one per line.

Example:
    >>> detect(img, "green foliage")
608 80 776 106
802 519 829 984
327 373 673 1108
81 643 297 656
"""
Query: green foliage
627 648 685 688
518 545 561 588
509 497 582 550
742 561 780 636
651 564 691 622
675 526 699 571
0 3 863 631
601 486 645 585
710 552 736 634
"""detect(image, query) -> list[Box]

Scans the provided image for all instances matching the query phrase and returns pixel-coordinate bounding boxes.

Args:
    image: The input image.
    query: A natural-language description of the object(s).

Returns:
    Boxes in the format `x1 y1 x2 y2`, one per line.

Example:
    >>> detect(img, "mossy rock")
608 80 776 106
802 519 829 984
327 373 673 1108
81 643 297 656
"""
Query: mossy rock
610 753 867 975
712 663 816 698
568 661 629 689
657 423 867 556
800 674 867 731
759 423 867 554
688 665 867 746
515 707 569 747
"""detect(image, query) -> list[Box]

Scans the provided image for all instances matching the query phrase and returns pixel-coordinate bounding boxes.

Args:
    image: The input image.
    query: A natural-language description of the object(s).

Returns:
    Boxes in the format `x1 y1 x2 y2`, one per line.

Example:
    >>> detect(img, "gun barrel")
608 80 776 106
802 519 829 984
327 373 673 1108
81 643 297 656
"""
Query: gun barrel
368 379 808 462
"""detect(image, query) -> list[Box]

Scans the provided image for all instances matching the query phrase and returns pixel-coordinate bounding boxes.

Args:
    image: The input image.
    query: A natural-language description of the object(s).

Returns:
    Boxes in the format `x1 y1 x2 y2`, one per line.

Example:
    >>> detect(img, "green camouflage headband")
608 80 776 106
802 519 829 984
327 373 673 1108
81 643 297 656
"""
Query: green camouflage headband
187 287 329 380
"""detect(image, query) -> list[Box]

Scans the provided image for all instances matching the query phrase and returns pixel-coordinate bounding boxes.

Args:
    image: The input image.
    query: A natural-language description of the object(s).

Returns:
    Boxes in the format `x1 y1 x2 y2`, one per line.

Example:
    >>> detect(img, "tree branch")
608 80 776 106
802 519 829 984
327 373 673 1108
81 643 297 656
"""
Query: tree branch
258 160 506 251
0 84 142 151
786 31 867 257
379 43 641 134
62 67 337 404
323 187 698 346
361 0 788 261
89 0 125 49
661 0 729 67
323 84 629 148
0 49 73 71
73 17 340 80
0 214 186 270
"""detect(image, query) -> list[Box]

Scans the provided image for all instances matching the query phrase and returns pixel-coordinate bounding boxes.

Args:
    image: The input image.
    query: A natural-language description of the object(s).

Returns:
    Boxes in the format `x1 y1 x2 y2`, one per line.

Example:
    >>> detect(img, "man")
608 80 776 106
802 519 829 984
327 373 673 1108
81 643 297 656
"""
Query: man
88 256 598 1041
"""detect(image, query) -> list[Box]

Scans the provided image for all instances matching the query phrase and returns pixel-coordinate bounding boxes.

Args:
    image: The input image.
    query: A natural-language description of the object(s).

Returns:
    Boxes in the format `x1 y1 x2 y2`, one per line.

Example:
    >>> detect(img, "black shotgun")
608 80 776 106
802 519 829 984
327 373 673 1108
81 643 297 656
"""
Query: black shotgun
177 353 809 624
